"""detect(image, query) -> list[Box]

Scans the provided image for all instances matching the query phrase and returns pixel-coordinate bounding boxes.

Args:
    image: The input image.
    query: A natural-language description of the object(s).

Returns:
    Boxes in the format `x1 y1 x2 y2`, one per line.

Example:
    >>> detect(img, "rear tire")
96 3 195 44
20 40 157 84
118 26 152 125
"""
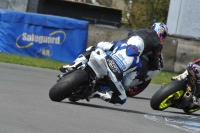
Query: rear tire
49 70 88 102
183 106 200 114
150 81 186 110
126 80 151 97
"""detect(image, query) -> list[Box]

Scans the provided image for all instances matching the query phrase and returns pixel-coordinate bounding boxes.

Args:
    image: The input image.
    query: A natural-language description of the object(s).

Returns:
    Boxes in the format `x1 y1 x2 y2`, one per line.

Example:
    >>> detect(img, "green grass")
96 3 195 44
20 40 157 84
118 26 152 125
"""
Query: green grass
0 53 178 85
151 72 178 85
0 53 67 70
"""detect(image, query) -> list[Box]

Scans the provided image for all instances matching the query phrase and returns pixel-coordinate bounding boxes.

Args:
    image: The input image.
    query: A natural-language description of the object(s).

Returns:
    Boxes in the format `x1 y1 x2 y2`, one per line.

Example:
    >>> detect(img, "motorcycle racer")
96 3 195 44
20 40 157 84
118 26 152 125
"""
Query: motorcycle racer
171 59 200 106
60 22 168 106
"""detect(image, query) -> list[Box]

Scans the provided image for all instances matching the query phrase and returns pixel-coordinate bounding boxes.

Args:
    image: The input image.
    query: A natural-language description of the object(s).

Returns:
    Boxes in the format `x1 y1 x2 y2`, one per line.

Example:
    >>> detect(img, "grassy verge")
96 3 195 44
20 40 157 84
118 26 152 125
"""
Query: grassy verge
0 53 67 70
0 53 178 85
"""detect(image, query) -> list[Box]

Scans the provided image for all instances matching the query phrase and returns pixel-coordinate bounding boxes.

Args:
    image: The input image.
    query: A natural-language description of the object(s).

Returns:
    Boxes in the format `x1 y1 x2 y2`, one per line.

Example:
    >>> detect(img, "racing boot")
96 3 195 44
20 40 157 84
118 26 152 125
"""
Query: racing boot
171 70 188 81
192 96 200 104
60 54 88 73
60 46 96 73
88 91 111 102
189 96 200 108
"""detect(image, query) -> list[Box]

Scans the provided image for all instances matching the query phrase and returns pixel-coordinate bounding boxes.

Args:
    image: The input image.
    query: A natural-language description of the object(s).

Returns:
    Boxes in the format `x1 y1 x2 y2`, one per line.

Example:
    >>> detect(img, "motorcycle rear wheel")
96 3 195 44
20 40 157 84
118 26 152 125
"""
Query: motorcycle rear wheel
126 80 151 97
183 106 200 114
49 70 88 102
150 81 186 111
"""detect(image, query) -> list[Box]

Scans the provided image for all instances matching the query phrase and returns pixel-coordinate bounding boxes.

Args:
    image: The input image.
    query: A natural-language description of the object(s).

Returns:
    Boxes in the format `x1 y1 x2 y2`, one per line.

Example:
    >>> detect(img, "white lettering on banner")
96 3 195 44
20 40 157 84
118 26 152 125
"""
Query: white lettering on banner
22 33 61 44
16 30 66 48
42 49 51 56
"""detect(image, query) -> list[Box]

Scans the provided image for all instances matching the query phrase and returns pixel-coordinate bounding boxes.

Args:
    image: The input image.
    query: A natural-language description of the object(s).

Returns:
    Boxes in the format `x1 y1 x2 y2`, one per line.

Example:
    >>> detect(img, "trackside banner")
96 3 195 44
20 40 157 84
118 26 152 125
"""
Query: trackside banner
0 9 89 62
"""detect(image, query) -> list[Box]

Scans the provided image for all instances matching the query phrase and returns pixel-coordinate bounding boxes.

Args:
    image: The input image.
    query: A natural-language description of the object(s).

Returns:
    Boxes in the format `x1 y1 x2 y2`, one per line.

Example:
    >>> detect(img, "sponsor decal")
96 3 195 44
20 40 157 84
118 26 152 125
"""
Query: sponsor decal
132 45 138 52
118 54 125 61
16 30 66 48
119 84 124 91
107 58 121 73
94 60 101 68
112 55 126 70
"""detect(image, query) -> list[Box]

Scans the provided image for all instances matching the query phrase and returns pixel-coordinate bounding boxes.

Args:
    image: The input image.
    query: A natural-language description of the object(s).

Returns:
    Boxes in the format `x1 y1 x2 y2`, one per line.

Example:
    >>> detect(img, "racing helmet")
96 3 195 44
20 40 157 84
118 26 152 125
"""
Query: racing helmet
151 22 168 42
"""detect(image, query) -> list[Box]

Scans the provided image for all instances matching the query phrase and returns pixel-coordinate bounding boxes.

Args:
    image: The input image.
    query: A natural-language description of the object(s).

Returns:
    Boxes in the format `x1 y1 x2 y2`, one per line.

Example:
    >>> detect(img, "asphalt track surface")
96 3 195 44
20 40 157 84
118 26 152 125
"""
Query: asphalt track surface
0 62 200 133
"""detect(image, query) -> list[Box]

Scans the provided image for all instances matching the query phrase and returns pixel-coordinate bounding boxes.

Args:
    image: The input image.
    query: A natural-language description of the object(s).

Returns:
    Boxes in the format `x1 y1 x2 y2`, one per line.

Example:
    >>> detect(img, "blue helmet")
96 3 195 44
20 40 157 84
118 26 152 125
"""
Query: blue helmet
151 22 168 42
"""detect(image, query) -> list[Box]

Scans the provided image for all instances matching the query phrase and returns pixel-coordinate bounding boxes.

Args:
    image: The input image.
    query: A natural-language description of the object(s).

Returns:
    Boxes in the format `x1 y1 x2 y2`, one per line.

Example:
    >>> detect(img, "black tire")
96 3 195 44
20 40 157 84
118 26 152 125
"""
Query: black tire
49 70 88 102
183 106 200 114
150 81 186 111
126 80 151 97
69 97 80 102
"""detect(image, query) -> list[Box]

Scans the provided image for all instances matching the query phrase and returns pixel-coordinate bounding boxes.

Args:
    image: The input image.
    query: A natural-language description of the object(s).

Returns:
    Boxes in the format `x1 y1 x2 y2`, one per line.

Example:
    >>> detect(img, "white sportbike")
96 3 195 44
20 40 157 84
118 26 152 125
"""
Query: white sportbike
49 48 163 102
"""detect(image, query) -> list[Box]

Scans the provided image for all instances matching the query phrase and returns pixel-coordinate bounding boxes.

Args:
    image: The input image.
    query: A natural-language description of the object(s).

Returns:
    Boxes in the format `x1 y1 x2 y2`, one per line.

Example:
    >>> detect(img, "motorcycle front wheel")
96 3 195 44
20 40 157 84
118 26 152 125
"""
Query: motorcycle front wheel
49 69 88 102
150 81 186 111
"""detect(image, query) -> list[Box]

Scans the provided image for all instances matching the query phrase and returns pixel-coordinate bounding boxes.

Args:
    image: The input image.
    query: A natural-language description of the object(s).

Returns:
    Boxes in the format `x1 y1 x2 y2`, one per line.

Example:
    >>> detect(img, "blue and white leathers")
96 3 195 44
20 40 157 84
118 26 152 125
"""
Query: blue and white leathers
110 41 141 71
126 36 145 56
96 40 143 105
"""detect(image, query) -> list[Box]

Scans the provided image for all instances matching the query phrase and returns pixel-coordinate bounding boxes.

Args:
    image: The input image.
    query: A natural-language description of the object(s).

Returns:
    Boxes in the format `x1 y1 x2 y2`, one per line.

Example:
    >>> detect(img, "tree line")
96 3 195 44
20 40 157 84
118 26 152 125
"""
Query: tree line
122 0 170 29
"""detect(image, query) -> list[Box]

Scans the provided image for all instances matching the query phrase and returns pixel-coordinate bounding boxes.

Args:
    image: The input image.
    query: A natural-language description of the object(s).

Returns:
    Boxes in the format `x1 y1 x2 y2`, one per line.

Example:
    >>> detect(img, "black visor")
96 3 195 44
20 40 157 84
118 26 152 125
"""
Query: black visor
163 32 167 39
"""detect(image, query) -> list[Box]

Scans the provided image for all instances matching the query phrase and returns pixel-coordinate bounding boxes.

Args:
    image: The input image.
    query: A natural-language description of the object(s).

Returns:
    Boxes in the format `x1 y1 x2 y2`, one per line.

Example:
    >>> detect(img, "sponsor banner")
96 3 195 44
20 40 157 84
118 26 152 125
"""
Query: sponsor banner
0 9 89 62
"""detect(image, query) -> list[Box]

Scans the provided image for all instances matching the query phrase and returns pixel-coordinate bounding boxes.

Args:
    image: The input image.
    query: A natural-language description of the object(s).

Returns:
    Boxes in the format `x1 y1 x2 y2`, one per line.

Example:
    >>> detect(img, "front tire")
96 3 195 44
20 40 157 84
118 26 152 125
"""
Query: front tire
49 70 88 102
150 81 186 111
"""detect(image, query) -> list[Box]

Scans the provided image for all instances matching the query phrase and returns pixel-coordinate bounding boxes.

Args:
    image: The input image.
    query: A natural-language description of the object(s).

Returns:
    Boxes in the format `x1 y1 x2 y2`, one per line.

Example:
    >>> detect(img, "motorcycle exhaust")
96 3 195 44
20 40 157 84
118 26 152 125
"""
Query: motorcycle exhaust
183 92 191 99
178 92 192 108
